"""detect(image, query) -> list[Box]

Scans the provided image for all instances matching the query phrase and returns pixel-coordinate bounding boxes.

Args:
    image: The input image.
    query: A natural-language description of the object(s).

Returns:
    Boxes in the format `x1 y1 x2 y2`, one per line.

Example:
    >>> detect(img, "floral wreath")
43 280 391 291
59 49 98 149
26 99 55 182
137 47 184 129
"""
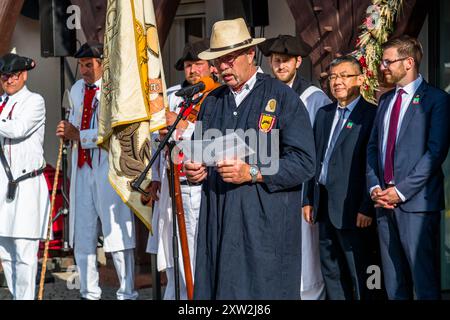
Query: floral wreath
351 0 403 103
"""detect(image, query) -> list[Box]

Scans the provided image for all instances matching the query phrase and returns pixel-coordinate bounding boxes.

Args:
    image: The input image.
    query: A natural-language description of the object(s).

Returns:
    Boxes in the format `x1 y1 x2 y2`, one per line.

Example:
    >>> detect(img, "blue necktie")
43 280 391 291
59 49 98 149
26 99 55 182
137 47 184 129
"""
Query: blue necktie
319 107 348 185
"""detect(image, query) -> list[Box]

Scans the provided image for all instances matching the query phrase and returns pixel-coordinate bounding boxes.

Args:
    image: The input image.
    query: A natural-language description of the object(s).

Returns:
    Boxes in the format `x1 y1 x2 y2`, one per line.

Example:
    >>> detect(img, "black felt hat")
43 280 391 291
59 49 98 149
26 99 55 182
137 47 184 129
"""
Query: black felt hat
258 34 312 57
0 53 36 74
74 40 104 59
174 39 210 71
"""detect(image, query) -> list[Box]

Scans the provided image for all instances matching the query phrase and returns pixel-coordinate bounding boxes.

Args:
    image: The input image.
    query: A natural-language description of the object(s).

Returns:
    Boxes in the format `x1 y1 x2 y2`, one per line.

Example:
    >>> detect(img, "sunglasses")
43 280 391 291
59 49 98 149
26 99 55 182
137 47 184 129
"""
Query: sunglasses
1 72 22 81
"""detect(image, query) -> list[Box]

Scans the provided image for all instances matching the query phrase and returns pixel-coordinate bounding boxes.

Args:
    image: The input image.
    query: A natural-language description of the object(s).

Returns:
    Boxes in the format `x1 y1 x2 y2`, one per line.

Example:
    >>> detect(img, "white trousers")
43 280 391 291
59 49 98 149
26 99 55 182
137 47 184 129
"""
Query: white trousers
163 183 201 300
75 247 138 300
74 164 136 253
0 237 39 300
74 164 137 300
300 216 326 300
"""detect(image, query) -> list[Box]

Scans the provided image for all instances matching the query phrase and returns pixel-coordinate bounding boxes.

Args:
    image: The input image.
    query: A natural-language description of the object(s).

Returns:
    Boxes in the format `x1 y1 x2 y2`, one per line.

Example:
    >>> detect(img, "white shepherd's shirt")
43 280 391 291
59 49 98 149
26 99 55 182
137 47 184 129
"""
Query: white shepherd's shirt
0 86 50 239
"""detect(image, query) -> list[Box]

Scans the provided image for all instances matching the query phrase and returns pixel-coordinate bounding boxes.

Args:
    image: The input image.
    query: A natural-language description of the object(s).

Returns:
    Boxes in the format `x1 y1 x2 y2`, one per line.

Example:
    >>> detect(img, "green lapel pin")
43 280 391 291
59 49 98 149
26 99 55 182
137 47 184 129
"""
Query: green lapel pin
346 121 353 129
413 96 420 104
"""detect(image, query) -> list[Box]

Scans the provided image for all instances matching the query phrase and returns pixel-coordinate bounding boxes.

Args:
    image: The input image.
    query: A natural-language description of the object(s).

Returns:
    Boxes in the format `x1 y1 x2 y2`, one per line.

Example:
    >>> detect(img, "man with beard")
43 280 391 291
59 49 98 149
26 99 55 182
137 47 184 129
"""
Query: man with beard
145 38 219 299
262 34 330 300
184 18 315 299
367 35 450 299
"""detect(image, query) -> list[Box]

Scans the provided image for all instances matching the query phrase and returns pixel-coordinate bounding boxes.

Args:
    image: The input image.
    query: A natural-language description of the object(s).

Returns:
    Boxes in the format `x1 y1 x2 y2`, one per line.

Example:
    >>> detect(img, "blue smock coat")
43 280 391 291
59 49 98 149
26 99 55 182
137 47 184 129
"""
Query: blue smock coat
193 73 316 299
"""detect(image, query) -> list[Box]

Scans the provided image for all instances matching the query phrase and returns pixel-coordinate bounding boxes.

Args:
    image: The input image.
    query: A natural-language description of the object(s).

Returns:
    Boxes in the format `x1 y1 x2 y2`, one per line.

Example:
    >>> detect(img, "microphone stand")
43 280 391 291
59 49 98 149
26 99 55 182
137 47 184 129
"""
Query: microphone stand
59 57 70 253
131 95 195 300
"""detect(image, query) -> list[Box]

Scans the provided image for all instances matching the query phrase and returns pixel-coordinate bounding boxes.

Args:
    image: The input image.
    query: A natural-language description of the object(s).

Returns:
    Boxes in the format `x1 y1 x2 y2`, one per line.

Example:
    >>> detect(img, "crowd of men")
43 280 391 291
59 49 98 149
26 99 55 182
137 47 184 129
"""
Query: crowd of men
0 17 449 300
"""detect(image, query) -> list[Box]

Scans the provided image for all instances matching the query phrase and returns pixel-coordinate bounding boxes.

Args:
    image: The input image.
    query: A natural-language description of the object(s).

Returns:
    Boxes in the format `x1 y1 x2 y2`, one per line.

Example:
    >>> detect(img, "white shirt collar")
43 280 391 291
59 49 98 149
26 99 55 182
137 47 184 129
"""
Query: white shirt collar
230 67 262 96
395 74 423 95
2 85 28 101
84 78 102 89
338 95 361 112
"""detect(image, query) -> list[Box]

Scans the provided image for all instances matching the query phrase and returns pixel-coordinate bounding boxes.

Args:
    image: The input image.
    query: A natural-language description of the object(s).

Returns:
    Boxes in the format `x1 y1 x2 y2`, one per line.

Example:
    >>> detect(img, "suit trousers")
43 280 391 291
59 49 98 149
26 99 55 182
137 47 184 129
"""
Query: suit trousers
318 186 380 300
0 237 39 300
376 208 441 299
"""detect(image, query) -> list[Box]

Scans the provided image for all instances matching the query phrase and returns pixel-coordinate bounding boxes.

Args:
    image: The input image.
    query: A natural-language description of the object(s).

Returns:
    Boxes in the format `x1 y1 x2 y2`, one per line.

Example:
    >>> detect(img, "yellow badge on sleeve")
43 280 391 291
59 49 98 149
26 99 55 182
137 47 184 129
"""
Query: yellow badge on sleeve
259 113 276 133
265 99 277 113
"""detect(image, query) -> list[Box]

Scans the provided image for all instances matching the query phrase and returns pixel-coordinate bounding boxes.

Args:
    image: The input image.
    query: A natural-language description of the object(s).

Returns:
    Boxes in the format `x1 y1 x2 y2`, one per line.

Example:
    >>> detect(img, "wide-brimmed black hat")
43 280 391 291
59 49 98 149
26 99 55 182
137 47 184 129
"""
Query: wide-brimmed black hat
258 34 312 58
74 40 104 59
174 38 210 71
0 53 36 74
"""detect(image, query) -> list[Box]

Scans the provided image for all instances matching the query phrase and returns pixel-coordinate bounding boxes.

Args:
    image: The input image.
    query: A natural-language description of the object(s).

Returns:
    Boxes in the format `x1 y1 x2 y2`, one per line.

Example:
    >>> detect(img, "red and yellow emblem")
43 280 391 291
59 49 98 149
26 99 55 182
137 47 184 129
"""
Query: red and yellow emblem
259 113 276 133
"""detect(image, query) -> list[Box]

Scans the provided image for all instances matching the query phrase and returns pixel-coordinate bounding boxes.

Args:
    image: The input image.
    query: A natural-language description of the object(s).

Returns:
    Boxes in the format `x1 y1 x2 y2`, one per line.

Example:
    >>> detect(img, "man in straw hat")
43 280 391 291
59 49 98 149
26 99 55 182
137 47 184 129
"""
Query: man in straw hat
145 38 219 299
0 53 50 300
184 18 316 299
261 34 331 300
56 41 138 300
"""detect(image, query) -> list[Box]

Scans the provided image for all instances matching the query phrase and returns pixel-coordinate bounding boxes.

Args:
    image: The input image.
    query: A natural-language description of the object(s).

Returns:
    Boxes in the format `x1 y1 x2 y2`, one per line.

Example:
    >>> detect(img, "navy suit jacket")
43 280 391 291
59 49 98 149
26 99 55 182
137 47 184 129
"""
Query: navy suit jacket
303 97 377 229
366 80 450 213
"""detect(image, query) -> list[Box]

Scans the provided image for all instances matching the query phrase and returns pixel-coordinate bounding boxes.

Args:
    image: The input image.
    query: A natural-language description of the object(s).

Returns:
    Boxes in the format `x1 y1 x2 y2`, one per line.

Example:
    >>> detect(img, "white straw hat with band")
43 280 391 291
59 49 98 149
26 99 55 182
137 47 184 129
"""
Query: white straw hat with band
198 18 266 61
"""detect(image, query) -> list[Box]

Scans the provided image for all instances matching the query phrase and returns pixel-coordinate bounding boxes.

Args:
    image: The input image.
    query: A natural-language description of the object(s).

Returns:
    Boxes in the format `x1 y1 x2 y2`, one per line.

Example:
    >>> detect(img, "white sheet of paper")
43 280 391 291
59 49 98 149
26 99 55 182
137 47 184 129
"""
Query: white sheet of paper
176 132 255 166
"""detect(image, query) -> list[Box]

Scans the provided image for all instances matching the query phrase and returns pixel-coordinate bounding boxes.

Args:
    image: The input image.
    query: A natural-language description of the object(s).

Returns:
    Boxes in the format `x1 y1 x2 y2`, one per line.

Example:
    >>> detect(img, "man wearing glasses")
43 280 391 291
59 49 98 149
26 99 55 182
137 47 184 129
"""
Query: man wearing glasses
303 55 381 299
0 53 50 299
367 35 450 299
183 18 315 299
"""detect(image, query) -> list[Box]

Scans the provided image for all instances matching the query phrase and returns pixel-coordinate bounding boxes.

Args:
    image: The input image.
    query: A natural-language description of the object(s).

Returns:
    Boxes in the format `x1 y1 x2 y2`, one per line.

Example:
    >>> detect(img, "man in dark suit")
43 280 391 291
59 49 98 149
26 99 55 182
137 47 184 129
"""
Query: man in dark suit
303 55 380 299
367 35 450 300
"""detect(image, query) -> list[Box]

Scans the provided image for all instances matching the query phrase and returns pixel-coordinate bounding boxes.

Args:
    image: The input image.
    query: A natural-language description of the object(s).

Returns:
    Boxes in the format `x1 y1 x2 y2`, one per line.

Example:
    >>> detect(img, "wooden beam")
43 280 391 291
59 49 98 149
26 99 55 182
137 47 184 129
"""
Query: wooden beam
0 0 25 56
153 0 180 48
69 0 179 48
70 0 107 42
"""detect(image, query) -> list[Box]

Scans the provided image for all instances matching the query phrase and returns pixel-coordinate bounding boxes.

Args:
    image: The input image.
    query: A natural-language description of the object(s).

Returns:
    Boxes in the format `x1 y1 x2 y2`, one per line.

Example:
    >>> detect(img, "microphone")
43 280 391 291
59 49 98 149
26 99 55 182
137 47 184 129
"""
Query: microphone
175 76 216 97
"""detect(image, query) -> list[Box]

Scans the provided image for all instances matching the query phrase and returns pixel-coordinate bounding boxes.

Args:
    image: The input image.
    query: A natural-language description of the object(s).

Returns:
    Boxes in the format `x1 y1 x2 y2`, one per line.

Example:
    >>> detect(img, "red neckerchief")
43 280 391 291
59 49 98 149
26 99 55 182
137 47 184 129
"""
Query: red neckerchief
77 84 98 168
0 96 9 115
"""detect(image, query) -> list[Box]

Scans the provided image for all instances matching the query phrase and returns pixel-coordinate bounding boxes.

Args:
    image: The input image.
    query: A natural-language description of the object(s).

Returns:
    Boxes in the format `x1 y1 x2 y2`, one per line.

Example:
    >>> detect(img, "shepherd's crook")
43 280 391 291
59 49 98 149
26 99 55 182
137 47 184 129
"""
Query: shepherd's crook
38 138 63 300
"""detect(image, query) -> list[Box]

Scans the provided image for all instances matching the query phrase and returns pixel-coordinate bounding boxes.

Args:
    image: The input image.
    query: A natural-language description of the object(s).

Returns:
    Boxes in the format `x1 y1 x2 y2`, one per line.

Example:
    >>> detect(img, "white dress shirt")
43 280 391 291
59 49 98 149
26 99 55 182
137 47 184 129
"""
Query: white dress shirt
370 74 424 201
230 67 263 107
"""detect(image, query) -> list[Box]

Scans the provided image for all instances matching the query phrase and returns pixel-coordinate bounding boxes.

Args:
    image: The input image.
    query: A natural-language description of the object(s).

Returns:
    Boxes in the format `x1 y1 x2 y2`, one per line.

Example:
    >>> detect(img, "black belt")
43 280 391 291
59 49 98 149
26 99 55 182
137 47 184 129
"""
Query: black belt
15 167 46 183
0 144 45 201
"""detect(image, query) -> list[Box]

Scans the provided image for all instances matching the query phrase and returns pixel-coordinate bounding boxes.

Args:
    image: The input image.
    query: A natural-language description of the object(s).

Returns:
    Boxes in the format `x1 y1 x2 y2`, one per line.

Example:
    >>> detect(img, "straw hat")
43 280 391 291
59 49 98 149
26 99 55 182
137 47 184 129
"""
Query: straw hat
198 18 265 60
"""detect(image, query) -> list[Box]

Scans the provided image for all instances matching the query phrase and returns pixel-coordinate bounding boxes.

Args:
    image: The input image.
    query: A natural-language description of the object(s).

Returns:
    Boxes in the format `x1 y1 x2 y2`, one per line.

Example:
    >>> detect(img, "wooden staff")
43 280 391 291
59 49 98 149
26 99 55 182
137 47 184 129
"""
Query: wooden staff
167 154 194 300
38 138 63 300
